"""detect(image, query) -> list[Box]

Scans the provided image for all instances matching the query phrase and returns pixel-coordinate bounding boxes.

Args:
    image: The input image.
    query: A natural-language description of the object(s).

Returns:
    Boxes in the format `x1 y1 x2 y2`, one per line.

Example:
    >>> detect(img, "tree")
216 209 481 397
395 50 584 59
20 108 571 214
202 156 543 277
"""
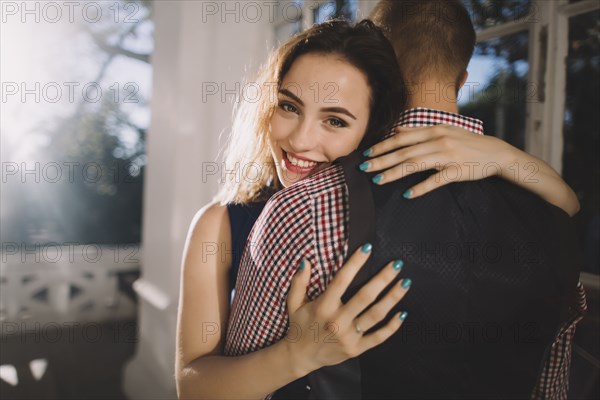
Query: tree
2 0 153 244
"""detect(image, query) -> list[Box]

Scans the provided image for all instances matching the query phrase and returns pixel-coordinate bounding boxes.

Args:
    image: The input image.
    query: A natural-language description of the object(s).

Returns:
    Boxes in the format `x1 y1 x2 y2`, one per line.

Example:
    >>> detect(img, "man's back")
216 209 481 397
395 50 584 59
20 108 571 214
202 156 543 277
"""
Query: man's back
334 153 581 398
224 109 582 398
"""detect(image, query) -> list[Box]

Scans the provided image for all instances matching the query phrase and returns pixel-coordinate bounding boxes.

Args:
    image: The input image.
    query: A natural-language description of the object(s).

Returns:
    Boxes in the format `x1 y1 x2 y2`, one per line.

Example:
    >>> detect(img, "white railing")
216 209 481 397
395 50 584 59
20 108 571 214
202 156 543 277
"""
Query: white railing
0 244 140 333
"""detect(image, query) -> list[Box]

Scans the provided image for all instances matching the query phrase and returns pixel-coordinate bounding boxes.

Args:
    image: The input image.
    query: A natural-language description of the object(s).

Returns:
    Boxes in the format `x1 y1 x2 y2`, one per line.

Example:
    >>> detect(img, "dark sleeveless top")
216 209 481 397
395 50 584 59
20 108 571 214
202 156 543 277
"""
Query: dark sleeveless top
226 201 268 293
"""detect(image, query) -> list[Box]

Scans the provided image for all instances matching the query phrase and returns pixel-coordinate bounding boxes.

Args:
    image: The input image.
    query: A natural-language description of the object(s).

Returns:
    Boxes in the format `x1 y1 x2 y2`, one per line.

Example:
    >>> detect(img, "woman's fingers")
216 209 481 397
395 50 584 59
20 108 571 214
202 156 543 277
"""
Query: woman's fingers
341 260 406 324
365 127 434 157
286 253 411 368
287 259 311 315
358 311 408 352
370 153 444 185
353 278 411 333
404 172 449 199
363 125 491 187
321 244 373 306
365 125 465 157
361 141 442 173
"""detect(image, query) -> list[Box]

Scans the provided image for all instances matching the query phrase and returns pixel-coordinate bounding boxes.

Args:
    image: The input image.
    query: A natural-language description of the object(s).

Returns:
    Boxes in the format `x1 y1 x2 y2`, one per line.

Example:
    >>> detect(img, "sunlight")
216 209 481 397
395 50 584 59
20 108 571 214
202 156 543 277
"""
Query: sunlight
1 17 79 162
0 364 18 386
29 358 48 381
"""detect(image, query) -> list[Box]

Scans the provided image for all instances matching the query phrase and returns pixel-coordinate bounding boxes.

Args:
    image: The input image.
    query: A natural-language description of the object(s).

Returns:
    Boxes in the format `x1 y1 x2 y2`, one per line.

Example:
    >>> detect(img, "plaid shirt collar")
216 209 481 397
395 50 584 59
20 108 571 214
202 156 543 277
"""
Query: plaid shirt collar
393 107 485 136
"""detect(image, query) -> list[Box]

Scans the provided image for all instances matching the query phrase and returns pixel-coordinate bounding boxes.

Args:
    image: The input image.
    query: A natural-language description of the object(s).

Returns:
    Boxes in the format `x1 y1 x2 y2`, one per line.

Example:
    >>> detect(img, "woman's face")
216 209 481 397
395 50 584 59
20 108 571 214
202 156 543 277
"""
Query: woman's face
269 53 371 188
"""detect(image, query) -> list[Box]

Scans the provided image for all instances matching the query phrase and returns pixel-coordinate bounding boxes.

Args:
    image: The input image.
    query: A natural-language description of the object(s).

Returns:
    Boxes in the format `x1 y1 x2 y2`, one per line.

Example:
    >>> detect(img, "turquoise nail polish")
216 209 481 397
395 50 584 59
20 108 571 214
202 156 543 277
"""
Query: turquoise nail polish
372 174 383 184
403 189 412 199
359 162 370 172
361 243 372 253
299 259 305 271
363 148 372 157
401 278 412 289
392 260 404 271
399 311 408 321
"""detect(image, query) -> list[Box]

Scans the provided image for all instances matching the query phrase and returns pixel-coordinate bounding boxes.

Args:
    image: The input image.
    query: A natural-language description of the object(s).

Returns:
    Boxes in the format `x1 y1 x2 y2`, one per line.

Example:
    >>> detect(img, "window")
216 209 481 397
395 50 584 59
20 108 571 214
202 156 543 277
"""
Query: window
466 0 532 30
1 0 153 245
459 0 533 149
1 0 153 322
273 0 358 43
562 9 600 275
273 0 303 43
460 0 600 277
460 30 530 149
313 0 358 23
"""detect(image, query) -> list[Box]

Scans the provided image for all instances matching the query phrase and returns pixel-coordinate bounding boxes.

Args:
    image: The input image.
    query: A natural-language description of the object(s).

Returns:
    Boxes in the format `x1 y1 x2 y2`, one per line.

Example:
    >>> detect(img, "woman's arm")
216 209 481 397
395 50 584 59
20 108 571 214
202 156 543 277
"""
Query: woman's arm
361 125 580 216
176 203 299 399
176 204 410 399
493 141 580 216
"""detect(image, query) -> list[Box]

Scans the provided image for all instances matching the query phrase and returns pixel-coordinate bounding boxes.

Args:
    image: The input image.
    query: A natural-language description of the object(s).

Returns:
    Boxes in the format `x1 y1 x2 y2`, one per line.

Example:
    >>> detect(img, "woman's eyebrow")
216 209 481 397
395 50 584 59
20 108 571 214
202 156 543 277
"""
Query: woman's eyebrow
279 88 356 120
279 89 304 106
321 107 356 120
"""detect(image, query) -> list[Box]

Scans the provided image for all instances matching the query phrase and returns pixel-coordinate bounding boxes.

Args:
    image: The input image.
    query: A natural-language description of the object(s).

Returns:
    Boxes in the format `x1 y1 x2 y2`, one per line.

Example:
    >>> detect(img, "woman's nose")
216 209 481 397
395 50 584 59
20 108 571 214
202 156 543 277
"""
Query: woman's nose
288 119 317 152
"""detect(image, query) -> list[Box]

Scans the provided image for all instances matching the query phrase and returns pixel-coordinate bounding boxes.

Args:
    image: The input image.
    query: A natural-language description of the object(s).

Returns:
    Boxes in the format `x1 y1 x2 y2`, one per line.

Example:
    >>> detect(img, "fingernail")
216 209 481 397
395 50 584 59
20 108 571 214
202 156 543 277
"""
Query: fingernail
361 243 372 253
399 311 408 321
363 148 372 157
359 161 370 172
401 278 412 289
298 259 305 271
372 174 383 184
392 260 404 271
403 189 412 199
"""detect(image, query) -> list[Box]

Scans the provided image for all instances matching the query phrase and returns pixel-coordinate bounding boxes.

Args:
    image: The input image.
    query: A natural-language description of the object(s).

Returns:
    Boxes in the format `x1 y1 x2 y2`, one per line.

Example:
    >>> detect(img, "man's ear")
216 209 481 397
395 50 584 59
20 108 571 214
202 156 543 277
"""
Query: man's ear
458 71 469 90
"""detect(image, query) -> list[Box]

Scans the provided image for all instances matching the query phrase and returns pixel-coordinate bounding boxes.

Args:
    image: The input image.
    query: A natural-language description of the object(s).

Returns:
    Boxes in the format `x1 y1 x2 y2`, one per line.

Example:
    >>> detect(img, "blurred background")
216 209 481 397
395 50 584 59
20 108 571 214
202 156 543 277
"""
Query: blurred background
1 0 598 398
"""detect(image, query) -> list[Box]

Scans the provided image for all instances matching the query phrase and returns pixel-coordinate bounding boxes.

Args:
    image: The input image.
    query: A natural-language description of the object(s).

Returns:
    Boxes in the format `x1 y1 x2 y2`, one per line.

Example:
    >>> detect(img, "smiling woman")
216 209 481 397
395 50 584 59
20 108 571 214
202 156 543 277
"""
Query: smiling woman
269 53 371 187
215 19 405 205
175 19 408 400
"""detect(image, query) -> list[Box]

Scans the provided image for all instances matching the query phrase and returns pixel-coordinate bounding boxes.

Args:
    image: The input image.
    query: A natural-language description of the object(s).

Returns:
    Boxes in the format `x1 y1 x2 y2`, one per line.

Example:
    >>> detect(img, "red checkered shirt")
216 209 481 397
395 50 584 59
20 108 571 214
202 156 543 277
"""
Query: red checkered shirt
224 107 586 399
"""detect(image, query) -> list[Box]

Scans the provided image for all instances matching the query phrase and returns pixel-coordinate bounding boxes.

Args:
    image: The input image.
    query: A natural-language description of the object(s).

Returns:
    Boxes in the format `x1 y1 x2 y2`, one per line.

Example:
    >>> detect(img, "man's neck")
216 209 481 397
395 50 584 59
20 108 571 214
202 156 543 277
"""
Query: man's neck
406 79 460 114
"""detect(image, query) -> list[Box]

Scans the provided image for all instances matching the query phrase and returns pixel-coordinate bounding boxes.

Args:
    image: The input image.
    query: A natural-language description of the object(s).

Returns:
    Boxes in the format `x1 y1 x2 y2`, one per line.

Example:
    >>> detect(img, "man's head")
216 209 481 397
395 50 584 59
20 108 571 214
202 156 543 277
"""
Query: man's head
370 0 476 92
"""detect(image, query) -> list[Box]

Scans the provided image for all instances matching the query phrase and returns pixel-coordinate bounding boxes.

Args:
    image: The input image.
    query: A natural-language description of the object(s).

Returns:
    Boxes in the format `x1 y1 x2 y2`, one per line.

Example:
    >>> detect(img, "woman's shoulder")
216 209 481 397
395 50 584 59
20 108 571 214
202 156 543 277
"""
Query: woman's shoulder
197 201 228 219
187 202 230 242
182 202 233 274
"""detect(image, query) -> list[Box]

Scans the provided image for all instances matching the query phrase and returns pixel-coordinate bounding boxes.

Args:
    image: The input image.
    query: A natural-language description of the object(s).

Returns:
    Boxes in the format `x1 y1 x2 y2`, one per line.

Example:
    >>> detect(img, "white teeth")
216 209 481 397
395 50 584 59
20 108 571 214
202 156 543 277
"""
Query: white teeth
287 153 317 168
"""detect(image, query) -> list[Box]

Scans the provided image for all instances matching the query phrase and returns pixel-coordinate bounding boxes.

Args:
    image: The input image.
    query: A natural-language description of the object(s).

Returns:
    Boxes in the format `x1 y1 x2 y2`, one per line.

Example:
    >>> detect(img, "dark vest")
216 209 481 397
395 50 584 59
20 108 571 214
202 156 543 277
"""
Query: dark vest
302 151 581 399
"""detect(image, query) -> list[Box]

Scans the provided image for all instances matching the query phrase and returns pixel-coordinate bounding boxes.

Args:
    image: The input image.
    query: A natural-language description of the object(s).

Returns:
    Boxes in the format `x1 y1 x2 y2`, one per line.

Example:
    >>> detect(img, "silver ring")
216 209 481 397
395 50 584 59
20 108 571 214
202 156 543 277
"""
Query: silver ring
354 320 363 334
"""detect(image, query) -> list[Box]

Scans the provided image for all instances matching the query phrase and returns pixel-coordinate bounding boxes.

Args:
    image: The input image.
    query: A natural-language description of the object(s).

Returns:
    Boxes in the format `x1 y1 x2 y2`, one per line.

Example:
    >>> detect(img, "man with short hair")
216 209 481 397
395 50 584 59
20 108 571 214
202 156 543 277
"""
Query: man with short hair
372 0 475 110
225 1 585 398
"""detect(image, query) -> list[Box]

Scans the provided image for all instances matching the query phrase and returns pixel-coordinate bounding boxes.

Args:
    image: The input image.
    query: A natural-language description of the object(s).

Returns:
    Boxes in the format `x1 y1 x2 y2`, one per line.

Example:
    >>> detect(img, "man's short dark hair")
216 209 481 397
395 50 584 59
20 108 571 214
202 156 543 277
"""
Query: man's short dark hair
370 0 476 88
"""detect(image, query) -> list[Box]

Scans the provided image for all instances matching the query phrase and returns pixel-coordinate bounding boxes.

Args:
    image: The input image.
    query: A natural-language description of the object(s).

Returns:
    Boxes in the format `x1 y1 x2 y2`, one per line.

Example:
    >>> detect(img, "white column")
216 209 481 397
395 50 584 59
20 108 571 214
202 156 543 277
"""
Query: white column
123 1 273 398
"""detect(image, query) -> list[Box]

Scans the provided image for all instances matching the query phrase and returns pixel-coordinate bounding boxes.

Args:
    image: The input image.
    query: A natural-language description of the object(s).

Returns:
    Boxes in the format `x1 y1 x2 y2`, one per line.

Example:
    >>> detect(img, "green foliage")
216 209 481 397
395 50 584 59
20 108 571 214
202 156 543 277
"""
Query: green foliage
4 0 153 245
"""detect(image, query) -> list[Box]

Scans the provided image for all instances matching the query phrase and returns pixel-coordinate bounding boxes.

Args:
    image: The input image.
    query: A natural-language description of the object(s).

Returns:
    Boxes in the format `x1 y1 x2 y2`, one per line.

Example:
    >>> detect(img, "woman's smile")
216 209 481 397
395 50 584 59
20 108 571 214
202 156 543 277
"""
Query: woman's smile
281 150 321 177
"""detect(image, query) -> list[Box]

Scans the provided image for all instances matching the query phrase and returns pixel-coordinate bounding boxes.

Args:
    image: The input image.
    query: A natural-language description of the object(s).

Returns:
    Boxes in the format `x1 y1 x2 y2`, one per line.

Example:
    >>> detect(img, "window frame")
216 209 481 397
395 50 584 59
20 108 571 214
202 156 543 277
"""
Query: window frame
527 0 598 169
556 0 600 287
474 0 600 285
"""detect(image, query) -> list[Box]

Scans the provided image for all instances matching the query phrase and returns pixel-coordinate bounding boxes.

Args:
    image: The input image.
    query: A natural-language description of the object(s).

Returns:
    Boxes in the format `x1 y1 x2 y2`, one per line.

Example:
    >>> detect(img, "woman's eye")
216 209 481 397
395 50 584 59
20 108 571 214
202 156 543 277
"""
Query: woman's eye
279 102 298 113
327 117 347 128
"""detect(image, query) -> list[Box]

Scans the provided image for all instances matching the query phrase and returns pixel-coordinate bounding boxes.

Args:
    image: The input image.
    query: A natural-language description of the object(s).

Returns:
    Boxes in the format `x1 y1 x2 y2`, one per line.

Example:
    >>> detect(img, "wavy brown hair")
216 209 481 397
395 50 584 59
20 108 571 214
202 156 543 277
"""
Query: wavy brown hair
216 19 406 205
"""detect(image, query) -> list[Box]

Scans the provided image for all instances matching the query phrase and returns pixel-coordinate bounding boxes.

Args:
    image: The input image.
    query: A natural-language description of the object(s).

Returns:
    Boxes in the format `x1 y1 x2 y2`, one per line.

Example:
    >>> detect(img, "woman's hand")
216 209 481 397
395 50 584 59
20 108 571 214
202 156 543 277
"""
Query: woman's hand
359 125 580 215
284 245 411 376
360 125 513 198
